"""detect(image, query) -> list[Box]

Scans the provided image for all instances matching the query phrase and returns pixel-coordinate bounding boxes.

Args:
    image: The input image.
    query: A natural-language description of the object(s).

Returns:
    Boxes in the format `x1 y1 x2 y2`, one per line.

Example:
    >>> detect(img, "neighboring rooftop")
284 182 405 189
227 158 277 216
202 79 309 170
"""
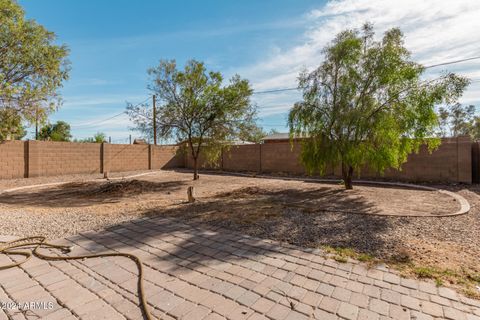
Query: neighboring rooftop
261 133 290 142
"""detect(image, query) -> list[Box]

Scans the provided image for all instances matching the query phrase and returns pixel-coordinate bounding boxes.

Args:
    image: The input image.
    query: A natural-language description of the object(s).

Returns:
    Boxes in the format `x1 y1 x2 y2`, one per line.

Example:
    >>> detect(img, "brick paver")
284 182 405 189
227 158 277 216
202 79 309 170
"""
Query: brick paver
0 216 479 319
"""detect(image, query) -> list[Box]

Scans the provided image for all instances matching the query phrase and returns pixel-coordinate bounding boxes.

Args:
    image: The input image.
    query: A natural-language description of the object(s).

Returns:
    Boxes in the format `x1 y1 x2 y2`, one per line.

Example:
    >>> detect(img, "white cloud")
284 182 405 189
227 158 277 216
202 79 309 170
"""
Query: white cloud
66 78 121 87
70 113 131 128
52 95 148 140
246 0 480 117
68 114 137 140
460 82 480 104
62 94 146 109
60 1 480 138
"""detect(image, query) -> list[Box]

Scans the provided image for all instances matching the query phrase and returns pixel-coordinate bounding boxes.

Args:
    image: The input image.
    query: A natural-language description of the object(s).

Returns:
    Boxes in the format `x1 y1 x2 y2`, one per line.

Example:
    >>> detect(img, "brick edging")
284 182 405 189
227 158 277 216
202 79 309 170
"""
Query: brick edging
178 169 471 217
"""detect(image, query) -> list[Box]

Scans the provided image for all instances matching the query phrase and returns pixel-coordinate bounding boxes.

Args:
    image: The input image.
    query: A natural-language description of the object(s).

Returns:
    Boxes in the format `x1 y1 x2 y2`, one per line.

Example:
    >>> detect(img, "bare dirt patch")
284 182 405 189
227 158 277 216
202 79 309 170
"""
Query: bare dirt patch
0 170 478 297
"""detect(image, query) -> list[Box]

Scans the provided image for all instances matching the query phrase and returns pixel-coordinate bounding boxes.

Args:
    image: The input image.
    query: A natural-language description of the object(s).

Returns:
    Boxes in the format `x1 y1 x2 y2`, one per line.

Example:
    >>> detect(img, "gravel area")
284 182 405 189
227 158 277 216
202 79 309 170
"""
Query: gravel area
0 170 153 191
0 170 478 292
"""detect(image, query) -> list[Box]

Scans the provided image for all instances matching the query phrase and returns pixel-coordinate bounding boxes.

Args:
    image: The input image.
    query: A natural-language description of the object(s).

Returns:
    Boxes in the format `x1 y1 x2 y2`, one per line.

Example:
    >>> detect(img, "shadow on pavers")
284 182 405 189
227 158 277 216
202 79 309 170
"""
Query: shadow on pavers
75 185 391 268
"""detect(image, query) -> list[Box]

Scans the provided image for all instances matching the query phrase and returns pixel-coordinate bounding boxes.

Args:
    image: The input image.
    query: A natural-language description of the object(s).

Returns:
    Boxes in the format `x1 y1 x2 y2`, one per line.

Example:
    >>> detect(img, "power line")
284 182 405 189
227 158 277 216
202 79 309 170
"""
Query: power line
130 96 152 108
424 55 480 69
71 96 151 128
71 55 480 130
250 56 480 95
71 111 125 128
74 74 480 129
253 87 298 94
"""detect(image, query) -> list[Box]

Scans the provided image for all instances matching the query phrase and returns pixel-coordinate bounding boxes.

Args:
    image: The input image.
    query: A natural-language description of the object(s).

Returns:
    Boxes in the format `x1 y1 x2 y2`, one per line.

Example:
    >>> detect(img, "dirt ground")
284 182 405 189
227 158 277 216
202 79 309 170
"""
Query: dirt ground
0 169 479 296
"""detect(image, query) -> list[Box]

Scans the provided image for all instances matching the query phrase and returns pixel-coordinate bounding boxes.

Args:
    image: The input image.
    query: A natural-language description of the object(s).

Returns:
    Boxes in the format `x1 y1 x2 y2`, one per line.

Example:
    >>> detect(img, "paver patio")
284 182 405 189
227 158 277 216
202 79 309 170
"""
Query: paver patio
0 216 479 320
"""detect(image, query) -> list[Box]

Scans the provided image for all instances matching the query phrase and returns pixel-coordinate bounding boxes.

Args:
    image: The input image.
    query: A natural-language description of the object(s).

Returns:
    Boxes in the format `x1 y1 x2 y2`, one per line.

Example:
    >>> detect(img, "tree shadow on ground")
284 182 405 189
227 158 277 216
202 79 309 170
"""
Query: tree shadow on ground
0 179 187 208
77 185 395 268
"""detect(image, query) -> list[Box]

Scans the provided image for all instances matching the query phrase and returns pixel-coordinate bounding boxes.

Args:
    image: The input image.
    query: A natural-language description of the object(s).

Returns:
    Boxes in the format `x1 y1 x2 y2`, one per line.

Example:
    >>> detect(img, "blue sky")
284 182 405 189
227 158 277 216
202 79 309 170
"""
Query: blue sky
19 0 480 142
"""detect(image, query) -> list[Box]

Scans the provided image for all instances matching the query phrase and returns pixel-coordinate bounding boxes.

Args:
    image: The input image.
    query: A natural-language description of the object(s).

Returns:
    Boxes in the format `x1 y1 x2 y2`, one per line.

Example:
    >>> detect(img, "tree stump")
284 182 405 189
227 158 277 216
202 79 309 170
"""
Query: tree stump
187 186 195 203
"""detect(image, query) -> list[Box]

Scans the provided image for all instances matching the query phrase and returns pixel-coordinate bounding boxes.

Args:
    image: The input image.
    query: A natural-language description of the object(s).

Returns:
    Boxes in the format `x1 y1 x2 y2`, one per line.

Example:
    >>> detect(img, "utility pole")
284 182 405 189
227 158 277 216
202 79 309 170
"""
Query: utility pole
153 95 157 145
35 107 39 140
129 134 132 144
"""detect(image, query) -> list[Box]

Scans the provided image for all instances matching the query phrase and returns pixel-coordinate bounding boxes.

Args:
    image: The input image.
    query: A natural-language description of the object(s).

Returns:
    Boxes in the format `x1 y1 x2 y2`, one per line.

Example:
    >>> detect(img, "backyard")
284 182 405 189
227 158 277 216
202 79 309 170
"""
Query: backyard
3 0 480 319
1 169 479 300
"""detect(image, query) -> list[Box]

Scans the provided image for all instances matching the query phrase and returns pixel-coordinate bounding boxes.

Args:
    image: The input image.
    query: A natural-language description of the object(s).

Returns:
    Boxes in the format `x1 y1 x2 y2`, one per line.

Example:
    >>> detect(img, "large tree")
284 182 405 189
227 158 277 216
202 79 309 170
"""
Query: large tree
289 24 469 189
127 59 258 180
0 0 69 125
437 103 476 137
38 120 71 141
0 107 26 140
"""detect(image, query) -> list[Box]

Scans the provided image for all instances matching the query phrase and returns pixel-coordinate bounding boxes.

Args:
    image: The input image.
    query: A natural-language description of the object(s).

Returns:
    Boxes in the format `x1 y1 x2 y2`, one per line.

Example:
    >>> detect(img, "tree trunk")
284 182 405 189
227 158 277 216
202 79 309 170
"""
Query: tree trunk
193 157 199 180
342 163 354 190
187 186 195 203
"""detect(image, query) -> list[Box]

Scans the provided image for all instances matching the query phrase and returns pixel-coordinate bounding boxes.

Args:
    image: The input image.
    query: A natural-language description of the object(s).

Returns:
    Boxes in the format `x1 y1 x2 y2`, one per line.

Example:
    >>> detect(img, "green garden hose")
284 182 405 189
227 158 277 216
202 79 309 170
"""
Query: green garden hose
0 236 155 320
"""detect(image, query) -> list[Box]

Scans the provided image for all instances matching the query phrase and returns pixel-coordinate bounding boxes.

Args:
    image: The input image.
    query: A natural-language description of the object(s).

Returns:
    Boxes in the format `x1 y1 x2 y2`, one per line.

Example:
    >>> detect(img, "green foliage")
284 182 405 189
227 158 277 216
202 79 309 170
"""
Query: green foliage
413 266 436 278
437 103 480 138
93 132 106 143
238 123 266 143
0 107 26 140
0 0 69 124
357 253 374 262
38 120 71 141
288 23 469 189
333 255 348 263
127 59 258 179
469 118 480 140
75 132 106 143
237 127 280 143
323 246 375 264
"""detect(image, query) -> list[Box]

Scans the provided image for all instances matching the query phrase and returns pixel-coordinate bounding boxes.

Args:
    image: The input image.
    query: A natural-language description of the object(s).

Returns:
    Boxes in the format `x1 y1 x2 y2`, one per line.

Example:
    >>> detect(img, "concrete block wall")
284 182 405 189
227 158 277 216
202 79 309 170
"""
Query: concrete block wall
185 148 221 170
184 137 473 184
28 141 102 177
456 136 472 183
223 145 261 172
0 141 25 179
104 144 150 173
0 141 182 180
151 145 184 169
0 138 474 183
353 137 472 183
261 142 306 174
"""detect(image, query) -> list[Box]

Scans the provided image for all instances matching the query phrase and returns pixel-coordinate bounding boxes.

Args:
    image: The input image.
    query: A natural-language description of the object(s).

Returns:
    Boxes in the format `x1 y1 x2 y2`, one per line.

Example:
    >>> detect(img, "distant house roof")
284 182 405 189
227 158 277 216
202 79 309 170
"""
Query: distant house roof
261 133 290 142
261 133 308 143
133 138 147 144
231 140 255 145
181 140 255 146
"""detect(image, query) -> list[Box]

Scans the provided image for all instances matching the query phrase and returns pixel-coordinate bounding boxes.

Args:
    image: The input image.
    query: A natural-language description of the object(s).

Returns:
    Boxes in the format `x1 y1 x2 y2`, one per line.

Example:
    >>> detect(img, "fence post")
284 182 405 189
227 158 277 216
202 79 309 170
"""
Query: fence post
26 140 40 178
101 142 110 174
23 141 28 178
221 146 224 170
259 143 262 173
472 141 479 183
148 144 153 170
457 135 472 184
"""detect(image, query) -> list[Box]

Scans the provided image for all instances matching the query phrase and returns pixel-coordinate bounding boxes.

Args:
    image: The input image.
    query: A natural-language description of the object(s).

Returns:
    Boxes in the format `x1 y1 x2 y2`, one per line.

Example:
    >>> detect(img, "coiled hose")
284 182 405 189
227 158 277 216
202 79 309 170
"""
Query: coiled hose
0 236 154 320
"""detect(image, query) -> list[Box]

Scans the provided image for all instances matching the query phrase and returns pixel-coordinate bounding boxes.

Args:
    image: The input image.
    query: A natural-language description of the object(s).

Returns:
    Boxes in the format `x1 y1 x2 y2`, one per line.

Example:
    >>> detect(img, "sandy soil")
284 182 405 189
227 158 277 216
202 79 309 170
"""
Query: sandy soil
0 170 478 294
0 170 153 191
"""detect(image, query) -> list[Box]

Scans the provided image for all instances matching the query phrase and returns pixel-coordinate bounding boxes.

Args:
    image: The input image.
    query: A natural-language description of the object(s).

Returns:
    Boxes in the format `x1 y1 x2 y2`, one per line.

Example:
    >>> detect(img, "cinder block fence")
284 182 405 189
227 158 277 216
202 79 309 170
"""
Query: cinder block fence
0 140 182 179
186 136 474 184
0 136 476 183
